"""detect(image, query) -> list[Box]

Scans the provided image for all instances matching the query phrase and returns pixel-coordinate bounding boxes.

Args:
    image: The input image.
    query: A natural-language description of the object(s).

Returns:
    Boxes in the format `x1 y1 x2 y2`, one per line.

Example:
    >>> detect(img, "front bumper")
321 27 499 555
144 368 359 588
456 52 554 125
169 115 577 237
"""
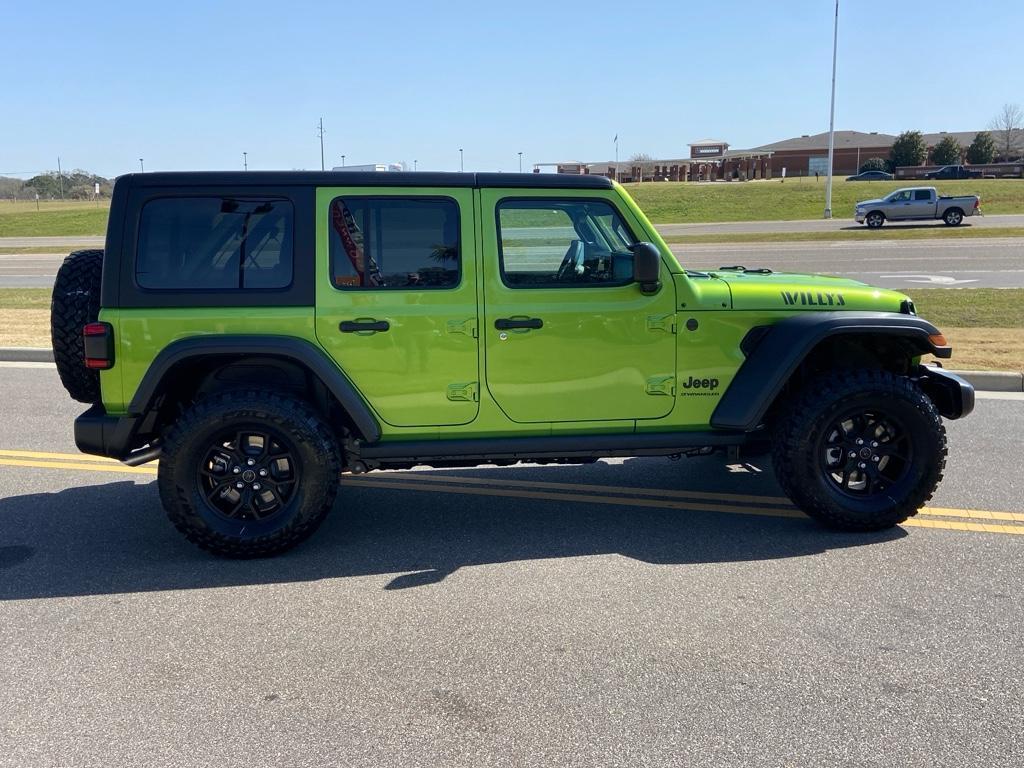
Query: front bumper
854 211 866 223
917 366 975 420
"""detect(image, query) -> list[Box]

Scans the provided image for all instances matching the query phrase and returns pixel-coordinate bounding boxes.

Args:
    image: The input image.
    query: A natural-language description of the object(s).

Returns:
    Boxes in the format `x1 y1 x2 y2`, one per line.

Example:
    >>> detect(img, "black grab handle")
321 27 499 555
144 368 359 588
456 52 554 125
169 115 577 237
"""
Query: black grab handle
339 320 390 333
494 317 543 330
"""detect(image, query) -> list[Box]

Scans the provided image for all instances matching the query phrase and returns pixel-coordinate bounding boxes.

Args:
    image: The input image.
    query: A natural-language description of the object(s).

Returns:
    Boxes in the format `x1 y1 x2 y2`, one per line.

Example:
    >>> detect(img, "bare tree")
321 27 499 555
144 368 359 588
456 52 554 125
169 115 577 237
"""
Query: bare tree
989 103 1024 160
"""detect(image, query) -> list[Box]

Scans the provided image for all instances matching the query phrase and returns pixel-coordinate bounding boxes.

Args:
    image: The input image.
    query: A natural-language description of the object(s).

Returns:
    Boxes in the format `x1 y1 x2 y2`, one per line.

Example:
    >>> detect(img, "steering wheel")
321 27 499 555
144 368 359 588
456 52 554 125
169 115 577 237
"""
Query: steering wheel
556 240 584 281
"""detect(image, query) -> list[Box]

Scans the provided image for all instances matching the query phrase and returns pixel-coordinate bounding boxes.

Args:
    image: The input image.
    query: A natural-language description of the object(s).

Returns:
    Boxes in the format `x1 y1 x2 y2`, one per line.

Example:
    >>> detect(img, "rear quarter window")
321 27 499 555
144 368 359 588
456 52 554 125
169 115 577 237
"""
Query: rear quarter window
136 197 293 290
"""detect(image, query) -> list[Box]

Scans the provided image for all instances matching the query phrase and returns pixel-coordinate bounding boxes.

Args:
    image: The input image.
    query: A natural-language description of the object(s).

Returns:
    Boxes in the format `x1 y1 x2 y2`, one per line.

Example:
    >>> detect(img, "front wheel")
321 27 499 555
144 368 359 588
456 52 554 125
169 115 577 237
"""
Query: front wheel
158 389 341 557
772 369 947 531
865 212 885 229
943 208 964 226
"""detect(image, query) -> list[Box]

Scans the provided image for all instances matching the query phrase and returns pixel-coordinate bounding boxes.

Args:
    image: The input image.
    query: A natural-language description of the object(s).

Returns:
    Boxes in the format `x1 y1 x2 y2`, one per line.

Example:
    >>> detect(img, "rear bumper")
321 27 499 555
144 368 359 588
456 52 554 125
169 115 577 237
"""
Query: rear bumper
75 405 157 464
917 366 975 420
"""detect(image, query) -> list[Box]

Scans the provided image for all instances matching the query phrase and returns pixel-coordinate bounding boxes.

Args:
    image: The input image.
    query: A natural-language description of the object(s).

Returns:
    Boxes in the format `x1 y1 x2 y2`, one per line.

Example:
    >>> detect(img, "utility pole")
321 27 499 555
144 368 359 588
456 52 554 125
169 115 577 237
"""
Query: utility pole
824 0 839 218
243 151 248 171
518 152 523 173
317 117 325 171
459 148 464 172
139 158 144 173
56 156 64 200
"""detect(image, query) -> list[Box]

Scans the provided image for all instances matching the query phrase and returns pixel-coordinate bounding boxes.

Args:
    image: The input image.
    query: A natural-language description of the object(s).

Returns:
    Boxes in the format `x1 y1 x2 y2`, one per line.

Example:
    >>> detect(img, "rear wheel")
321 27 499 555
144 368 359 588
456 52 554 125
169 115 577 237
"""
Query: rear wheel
943 208 964 226
158 389 341 557
865 211 885 229
772 369 946 531
50 249 103 403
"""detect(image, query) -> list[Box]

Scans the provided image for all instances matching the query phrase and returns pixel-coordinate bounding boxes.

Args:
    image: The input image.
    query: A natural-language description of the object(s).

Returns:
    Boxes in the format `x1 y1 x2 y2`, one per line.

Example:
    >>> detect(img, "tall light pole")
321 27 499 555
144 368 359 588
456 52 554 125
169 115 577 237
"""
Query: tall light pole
57 156 64 199
139 158 144 172
518 152 523 173
413 160 418 171
824 0 839 219
317 117 325 171
459 148 464 172
243 151 248 171
341 154 345 167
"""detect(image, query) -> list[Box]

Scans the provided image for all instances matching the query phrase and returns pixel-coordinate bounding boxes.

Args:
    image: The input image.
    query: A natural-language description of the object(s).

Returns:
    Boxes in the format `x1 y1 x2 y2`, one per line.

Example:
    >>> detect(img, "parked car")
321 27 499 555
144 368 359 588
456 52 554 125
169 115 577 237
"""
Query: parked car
846 170 894 181
51 171 972 556
924 165 982 180
855 186 981 228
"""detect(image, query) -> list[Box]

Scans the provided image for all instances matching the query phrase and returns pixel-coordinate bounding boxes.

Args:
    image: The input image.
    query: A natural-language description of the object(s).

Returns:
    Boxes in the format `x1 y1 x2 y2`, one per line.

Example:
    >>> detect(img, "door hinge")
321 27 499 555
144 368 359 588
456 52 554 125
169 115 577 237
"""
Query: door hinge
646 313 677 333
447 382 479 402
645 376 676 396
447 318 478 338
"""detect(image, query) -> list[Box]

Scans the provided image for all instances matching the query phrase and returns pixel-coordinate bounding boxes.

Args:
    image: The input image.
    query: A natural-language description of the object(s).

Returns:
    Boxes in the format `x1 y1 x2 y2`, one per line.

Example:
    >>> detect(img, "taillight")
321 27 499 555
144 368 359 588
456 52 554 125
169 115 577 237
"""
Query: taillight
83 322 114 369
974 198 980 209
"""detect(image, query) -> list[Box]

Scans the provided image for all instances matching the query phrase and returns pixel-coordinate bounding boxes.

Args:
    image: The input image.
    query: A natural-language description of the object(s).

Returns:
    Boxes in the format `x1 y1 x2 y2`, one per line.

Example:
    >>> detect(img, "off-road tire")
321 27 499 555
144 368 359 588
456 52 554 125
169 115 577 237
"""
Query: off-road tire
771 369 946 531
942 208 964 226
158 389 341 557
50 249 104 403
865 211 885 229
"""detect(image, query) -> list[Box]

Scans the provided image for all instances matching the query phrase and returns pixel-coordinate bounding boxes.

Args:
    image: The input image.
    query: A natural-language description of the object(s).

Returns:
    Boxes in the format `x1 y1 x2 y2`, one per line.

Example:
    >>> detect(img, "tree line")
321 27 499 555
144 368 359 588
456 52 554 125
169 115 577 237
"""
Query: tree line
1 170 113 201
859 103 1023 173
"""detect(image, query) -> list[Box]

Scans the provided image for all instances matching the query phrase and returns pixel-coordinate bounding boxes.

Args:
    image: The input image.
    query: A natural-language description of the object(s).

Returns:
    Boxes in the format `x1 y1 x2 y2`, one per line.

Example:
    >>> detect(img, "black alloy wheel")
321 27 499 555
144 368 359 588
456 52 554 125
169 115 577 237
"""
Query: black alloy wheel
198 427 301 522
818 409 912 499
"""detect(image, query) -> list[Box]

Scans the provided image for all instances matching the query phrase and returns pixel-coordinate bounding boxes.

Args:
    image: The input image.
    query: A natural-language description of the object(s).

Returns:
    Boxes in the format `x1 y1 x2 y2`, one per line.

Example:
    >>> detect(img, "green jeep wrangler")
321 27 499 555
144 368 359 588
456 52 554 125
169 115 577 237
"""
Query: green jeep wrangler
51 171 974 557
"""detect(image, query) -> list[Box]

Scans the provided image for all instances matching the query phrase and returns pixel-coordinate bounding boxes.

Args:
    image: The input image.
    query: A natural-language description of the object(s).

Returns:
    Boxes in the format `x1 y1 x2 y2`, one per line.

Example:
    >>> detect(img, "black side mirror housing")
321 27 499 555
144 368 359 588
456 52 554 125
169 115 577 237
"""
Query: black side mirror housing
629 242 662 294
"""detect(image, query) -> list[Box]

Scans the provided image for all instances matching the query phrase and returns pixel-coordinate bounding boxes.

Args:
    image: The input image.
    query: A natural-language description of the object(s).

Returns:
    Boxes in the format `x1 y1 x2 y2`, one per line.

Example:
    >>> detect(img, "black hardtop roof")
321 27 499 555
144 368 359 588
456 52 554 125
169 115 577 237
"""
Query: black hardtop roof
124 171 614 190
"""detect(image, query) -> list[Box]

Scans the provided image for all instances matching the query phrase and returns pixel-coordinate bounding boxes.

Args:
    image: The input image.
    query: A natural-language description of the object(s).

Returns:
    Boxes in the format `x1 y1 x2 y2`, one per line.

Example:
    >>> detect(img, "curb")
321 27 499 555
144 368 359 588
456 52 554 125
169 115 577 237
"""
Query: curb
0 347 54 363
1 348 1021 392
949 369 1024 393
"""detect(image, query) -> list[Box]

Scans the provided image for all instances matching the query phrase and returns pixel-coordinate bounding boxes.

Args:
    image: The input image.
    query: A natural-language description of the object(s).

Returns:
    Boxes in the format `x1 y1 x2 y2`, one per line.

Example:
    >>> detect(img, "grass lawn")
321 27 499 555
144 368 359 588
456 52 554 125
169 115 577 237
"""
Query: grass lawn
1 287 1019 371
625 177 1024 224
0 200 110 237
662 226 1024 245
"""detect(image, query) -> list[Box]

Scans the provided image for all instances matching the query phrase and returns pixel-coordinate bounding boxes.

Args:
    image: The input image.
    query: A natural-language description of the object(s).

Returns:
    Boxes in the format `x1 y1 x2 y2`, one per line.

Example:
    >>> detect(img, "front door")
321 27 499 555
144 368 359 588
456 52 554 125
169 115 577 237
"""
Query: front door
480 191 677 424
314 187 479 427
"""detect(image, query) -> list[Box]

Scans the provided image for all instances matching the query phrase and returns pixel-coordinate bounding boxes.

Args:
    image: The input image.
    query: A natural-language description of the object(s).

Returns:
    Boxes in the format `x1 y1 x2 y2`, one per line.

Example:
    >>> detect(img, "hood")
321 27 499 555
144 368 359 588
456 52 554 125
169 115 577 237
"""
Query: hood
856 197 883 207
708 268 908 312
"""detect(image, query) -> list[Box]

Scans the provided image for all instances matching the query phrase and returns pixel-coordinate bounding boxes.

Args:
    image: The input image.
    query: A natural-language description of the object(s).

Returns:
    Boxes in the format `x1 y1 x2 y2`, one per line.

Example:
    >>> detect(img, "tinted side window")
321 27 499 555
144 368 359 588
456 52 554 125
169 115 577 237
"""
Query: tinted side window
329 197 460 289
497 199 637 288
137 197 293 290
914 189 931 201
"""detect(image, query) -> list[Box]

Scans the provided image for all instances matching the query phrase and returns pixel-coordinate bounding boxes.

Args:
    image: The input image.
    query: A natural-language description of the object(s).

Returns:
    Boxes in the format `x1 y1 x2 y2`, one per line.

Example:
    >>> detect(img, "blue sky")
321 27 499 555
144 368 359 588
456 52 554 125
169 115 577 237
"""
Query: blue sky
2 0 1021 177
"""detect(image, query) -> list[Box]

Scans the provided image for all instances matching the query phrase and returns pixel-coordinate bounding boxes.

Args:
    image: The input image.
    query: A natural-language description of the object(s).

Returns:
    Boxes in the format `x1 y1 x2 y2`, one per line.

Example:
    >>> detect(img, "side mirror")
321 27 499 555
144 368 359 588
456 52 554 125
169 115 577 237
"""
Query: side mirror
629 242 661 294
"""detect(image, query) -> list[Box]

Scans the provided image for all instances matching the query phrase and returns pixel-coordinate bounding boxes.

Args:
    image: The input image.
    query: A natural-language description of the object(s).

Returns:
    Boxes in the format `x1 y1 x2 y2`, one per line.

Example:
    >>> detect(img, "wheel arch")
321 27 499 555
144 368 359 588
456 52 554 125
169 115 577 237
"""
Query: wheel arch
128 335 381 443
711 313 951 432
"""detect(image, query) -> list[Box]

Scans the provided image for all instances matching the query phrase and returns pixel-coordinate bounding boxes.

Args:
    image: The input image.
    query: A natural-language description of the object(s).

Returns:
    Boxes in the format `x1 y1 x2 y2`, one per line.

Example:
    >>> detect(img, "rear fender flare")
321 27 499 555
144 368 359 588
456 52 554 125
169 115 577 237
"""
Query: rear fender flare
128 335 381 442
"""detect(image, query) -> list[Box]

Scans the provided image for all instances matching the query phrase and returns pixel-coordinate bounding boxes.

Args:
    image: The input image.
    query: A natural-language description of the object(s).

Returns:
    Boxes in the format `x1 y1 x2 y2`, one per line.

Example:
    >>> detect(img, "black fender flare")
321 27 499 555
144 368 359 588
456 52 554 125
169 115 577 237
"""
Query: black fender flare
711 312 951 431
128 335 381 442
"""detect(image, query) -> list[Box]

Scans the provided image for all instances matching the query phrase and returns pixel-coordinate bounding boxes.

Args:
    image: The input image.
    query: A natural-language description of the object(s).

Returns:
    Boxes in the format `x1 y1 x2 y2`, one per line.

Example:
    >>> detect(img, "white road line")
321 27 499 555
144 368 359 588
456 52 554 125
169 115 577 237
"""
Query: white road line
0 361 56 369
976 391 1024 401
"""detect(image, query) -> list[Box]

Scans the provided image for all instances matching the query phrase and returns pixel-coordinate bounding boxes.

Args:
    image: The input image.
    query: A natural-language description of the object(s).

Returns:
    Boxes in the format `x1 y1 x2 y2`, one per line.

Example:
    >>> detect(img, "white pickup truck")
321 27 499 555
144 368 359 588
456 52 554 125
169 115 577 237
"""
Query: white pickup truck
855 187 981 228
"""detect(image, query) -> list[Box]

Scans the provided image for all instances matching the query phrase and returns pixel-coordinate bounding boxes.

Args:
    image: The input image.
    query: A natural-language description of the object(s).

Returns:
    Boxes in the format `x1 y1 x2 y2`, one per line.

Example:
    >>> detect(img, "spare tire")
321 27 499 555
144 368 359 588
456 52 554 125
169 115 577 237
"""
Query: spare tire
51 249 104 403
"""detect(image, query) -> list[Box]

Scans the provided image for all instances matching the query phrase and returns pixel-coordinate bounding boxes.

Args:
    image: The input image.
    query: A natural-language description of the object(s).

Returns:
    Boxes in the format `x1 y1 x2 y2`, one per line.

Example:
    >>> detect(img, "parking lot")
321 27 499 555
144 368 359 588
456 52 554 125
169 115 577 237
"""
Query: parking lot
2 364 1022 767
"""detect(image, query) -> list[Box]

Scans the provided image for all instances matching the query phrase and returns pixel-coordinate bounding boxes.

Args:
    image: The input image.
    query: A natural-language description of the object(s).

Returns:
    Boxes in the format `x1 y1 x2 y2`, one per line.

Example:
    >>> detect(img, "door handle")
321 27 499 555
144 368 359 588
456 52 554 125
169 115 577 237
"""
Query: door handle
339 319 390 333
494 317 543 330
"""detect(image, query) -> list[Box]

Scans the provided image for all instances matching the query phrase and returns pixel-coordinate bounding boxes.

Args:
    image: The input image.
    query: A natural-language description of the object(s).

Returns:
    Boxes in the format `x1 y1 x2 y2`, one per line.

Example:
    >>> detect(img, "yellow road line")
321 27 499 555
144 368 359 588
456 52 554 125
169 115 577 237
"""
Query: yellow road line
2 451 1022 535
0 457 157 475
341 476 807 519
0 449 122 464
373 470 795 506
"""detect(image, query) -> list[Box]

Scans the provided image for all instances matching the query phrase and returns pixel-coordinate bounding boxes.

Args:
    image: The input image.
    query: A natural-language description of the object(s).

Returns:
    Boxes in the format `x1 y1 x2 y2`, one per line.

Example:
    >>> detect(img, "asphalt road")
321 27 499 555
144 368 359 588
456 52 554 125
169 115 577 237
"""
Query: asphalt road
672 236 1024 289
1 365 1023 767
657 212 1024 236
2 226 1021 290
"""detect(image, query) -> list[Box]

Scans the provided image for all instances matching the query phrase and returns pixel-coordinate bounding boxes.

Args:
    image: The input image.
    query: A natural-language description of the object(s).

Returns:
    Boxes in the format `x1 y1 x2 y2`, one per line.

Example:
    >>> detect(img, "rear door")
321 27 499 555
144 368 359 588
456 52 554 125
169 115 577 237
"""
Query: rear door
479 190 676 424
314 187 480 427
909 188 935 218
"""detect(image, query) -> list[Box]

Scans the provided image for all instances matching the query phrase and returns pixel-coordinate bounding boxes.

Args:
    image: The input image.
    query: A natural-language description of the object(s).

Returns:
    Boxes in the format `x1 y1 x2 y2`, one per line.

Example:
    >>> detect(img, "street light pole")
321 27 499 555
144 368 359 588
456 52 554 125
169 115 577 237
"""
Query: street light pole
824 0 839 219
243 152 248 171
518 152 523 173
459 148 464 172
341 154 345 167
139 158 144 173
414 160 418 171
317 117 325 171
